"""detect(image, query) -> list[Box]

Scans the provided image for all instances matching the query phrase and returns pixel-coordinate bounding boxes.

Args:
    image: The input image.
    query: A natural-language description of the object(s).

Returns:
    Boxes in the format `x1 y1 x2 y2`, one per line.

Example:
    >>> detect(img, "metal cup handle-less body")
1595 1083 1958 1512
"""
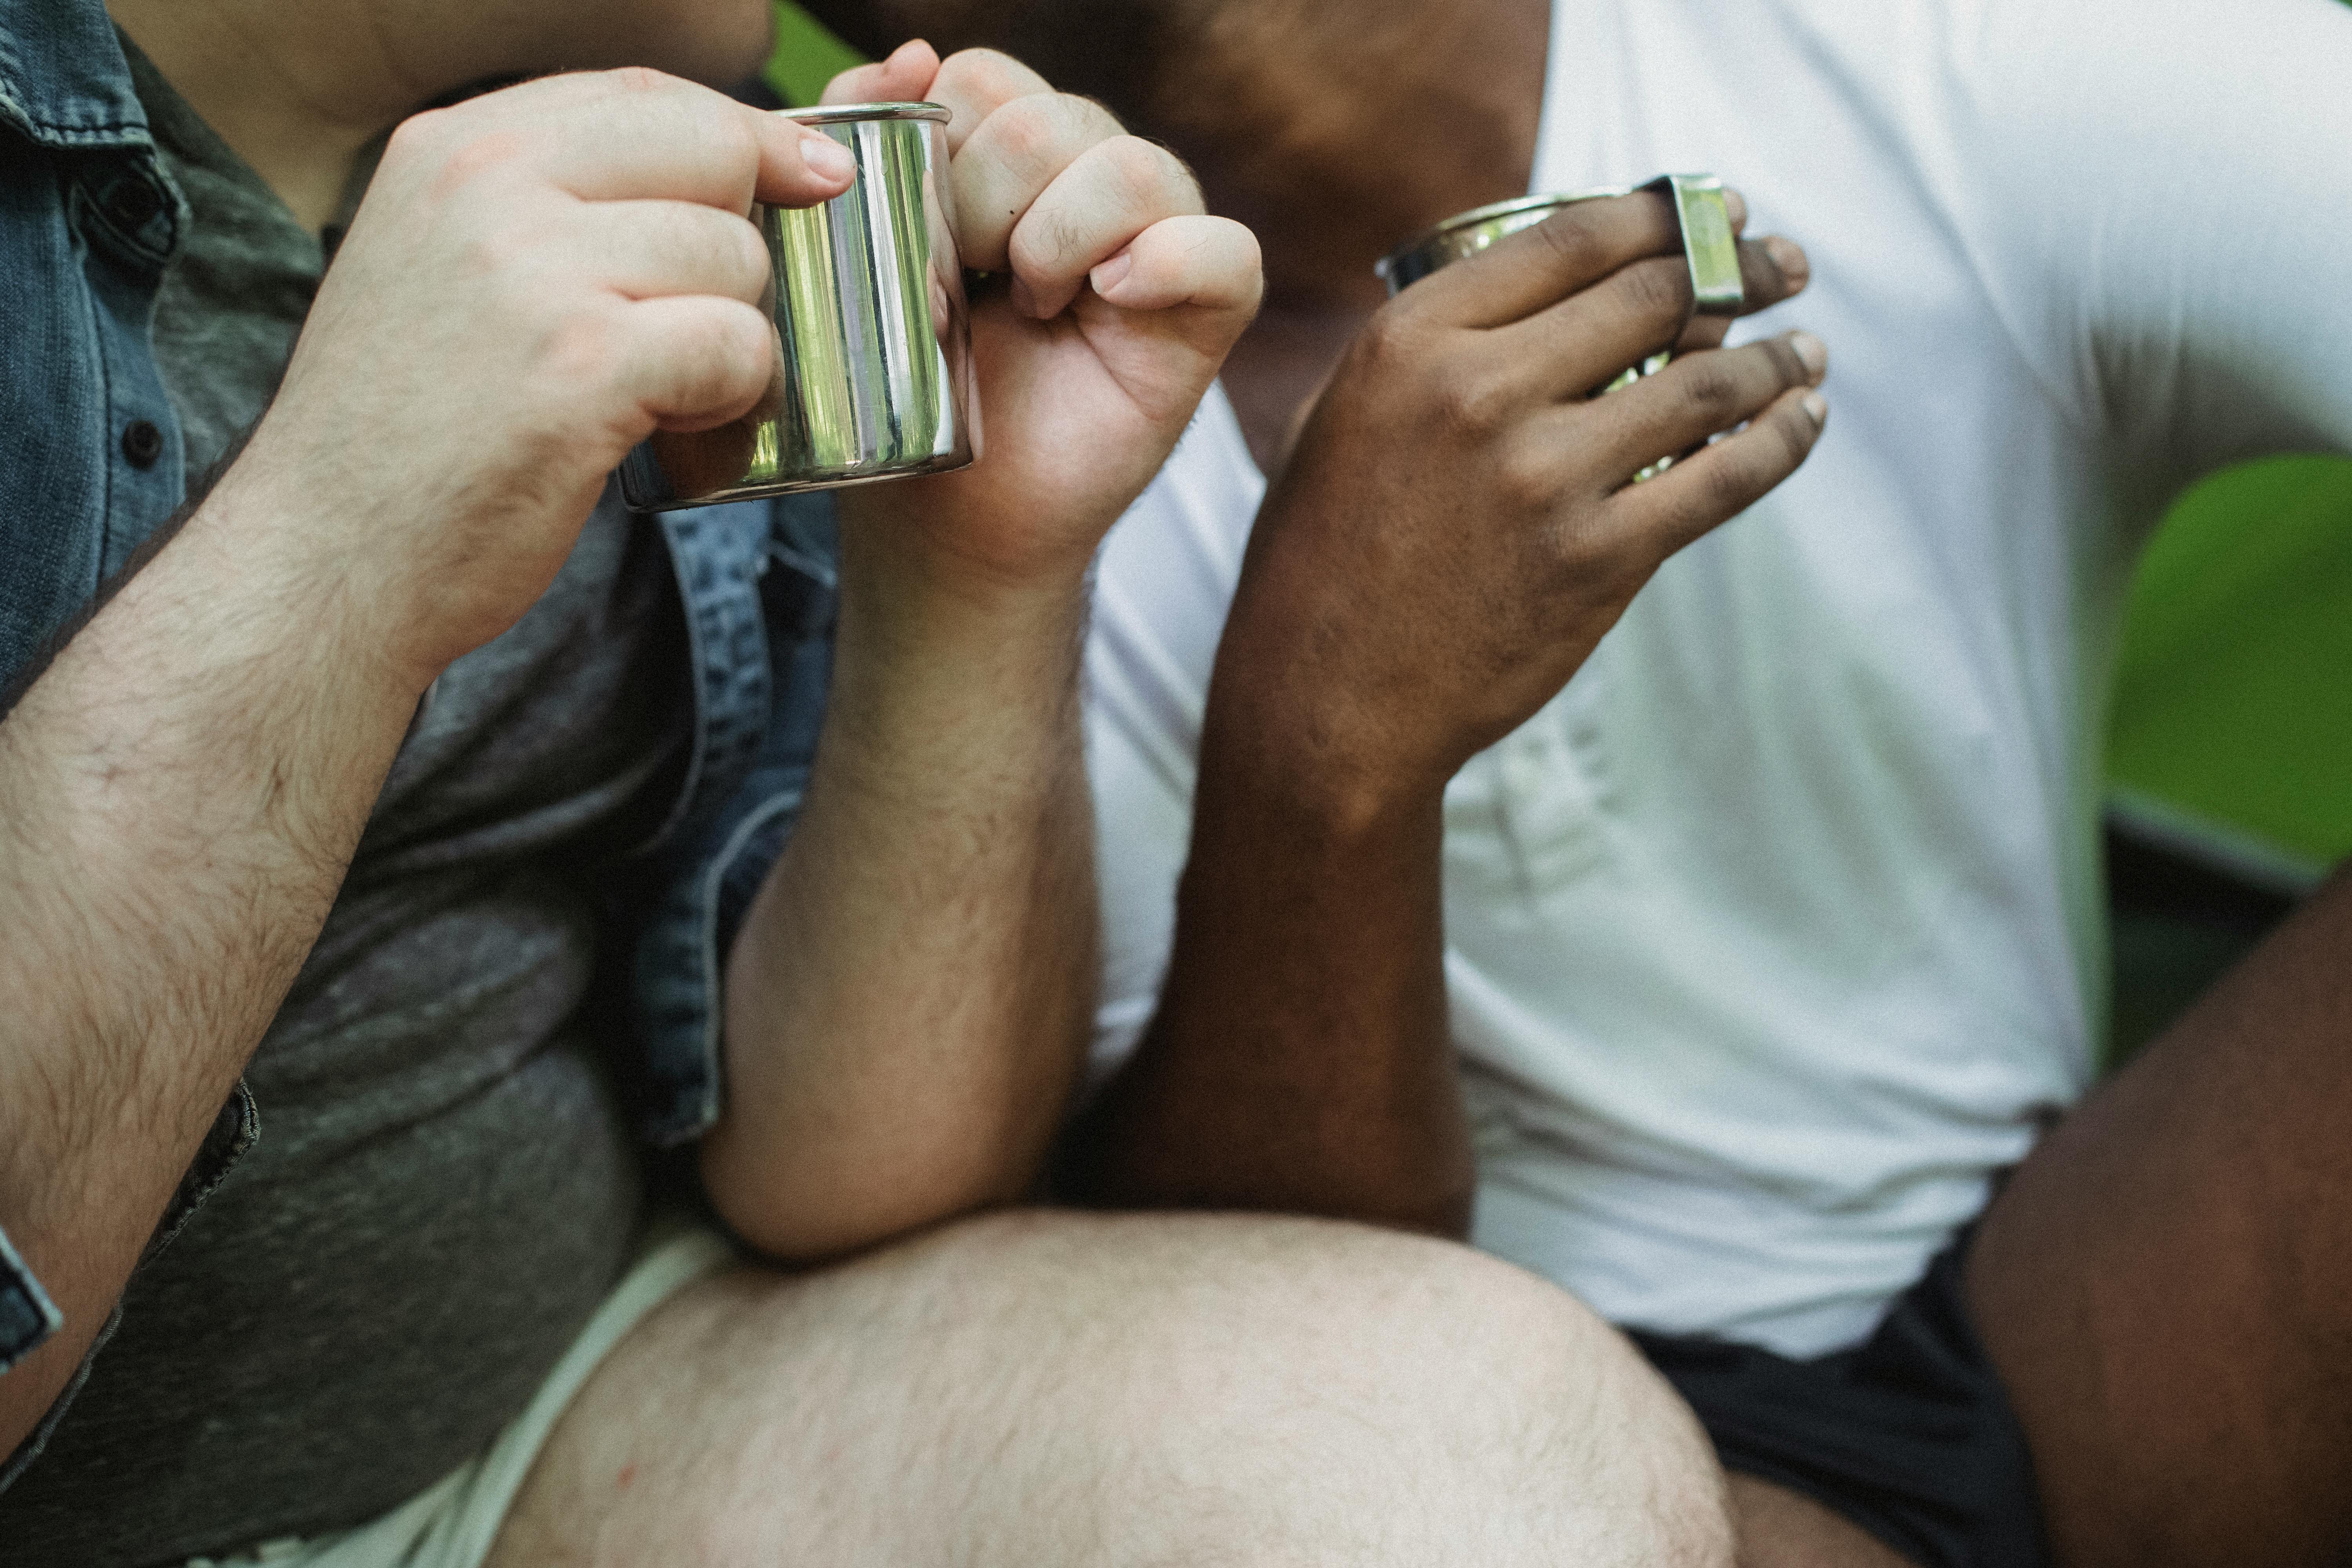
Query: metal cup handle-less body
1376 174 1744 477
620 102 975 512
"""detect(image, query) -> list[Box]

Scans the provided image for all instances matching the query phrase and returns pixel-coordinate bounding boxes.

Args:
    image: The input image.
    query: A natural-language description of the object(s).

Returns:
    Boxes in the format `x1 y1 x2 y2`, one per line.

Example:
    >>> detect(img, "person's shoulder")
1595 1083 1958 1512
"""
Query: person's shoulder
1938 0 2352 124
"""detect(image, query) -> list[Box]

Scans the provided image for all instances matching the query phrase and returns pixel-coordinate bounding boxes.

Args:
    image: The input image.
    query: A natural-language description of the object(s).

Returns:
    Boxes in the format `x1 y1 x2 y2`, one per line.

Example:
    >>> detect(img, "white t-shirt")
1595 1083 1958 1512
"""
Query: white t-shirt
1083 0 2352 1355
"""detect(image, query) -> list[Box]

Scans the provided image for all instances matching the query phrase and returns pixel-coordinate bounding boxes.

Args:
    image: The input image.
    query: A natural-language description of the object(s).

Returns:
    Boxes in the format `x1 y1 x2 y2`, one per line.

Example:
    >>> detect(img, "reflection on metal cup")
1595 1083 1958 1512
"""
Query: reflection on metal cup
1374 174 1743 479
619 102 976 512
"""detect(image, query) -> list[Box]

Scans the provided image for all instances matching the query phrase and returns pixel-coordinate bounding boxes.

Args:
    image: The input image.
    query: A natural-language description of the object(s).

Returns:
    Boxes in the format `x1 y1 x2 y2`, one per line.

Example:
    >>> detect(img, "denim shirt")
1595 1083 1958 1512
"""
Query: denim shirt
0 0 835 1479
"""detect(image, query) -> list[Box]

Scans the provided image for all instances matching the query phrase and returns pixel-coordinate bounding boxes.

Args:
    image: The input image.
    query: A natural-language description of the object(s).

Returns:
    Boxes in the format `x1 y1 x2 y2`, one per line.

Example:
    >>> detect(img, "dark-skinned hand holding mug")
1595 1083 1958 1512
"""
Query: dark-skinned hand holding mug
1068 189 1826 1237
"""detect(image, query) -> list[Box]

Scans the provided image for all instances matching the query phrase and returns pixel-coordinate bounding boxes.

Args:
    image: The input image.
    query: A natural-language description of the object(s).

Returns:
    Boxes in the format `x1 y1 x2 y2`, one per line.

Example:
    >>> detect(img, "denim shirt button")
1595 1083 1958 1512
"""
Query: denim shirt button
121 419 164 469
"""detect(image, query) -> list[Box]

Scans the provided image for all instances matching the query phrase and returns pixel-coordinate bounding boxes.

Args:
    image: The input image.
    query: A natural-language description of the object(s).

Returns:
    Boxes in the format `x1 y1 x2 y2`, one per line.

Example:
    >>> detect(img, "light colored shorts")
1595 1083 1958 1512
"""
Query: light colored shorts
186 1222 735 1568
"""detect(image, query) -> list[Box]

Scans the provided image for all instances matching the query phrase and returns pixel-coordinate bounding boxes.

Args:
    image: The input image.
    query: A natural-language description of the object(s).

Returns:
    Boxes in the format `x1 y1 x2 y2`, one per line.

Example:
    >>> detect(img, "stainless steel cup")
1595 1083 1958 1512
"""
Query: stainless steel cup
620 102 976 512
1375 174 1744 477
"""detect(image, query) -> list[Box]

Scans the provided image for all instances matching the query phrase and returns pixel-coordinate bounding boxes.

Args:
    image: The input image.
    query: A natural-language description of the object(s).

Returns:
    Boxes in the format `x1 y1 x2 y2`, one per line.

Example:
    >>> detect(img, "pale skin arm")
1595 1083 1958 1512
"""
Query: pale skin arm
702 44 1262 1260
0 474 420 1461
0 70 856 1461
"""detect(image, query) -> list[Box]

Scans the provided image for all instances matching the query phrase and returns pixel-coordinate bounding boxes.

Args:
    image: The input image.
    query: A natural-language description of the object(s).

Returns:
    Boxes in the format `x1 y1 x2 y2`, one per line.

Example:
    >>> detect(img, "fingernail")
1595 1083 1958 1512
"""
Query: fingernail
1803 390 1829 426
1789 330 1828 379
1091 250 1133 296
802 132 854 184
1764 234 1809 292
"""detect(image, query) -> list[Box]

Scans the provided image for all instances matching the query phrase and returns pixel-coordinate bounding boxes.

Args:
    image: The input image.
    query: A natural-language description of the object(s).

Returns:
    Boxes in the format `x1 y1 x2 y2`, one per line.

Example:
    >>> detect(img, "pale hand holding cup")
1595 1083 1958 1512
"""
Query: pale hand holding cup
820 43 1265 596
225 68 860 696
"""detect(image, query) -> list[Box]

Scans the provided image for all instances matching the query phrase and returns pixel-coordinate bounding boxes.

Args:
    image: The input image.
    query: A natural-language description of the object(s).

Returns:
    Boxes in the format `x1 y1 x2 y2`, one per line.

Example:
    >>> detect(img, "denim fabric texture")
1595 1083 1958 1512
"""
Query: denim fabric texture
620 497 839 1146
0 0 837 1487
0 0 187 684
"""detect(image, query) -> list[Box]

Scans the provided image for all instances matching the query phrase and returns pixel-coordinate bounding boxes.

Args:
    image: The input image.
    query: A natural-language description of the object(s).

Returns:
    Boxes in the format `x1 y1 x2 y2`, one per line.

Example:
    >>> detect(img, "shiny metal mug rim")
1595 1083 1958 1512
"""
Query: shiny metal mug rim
1374 174 1744 316
1374 189 1630 282
784 100 950 128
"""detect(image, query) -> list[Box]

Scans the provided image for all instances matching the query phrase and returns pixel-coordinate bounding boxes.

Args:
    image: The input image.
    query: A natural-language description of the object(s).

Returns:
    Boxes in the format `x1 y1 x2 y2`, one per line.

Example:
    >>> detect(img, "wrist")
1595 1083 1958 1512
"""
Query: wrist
1195 681 1448 857
186 464 441 712
823 517 1094 779
1201 616 1455 841
200 447 451 705
836 513 1092 671
833 468 1109 604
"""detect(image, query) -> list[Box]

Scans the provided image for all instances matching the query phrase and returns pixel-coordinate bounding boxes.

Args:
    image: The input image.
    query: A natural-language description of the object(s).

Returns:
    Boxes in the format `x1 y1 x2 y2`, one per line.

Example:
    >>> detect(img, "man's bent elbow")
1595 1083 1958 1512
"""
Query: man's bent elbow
699 1123 1042 1266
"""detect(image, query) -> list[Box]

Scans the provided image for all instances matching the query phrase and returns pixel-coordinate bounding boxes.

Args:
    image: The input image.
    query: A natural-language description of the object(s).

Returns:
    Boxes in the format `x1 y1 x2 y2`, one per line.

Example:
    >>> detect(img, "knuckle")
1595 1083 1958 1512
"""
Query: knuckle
457 221 536 284
1353 305 1419 372
707 304 770 376
538 305 621 388
718 216 770 290
604 65 671 96
1770 401 1819 467
986 93 1062 167
1530 209 1603 275
1676 358 1745 420
1011 205 1089 276
412 122 535 204
1061 92 1129 140
384 109 446 164
1431 362 1509 436
1701 448 1770 518
1495 437 1564 512
1546 514 1635 586
738 214 772 273
1030 92 1106 150
1619 256 1695 328
1099 136 1174 205
710 111 762 174
946 49 1042 106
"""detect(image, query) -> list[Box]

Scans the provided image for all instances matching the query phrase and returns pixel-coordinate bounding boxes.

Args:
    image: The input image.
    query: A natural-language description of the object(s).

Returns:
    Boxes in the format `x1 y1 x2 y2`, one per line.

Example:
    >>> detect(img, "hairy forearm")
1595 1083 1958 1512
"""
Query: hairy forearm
1064 668 1476 1237
703 528 1098 1261
0 472 419 1453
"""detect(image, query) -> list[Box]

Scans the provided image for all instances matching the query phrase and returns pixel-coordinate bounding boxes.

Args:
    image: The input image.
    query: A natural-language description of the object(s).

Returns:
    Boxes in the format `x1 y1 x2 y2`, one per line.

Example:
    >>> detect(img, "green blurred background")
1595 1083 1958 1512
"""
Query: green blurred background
762 3 2352 1057
766 2 864 106
2109 456 2352 871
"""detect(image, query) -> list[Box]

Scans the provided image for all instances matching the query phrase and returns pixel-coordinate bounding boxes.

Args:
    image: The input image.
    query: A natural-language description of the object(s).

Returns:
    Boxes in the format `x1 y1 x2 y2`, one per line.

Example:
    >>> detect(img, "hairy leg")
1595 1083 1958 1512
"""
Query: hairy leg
1969 862 2352 1567
487 1210 1732 1566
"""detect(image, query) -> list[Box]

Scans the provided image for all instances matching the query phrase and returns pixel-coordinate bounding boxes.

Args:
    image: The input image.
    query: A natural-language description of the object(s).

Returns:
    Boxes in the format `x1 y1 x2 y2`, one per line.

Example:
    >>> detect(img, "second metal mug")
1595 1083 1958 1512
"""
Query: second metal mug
1376 174 1743 476
620 102 976 512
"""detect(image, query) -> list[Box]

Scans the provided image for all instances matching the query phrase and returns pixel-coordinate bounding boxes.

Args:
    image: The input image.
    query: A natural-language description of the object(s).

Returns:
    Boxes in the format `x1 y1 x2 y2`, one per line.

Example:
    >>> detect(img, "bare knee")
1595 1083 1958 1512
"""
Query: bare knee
1270 1222 1734 1567
501 1210 1732 1568
935 1210 1735 1566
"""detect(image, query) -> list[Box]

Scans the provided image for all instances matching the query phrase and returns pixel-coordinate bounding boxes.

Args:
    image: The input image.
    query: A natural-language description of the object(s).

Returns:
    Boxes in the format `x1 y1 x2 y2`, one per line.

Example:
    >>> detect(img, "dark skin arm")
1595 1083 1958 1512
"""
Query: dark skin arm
1062 193 1822 1233
1079 753 1466 1230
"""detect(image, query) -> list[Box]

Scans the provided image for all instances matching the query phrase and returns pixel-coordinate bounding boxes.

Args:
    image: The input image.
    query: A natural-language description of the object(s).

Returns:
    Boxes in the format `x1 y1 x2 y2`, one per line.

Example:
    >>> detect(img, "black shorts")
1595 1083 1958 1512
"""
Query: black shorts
1628 1235 2049 1568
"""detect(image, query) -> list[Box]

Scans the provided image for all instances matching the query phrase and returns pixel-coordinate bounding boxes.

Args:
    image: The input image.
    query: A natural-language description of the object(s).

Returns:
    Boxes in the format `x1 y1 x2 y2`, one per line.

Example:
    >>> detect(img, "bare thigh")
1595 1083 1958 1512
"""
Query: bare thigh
1728 1476 1918 1568
1969 864 2352 1567
486 1209 1733 1567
